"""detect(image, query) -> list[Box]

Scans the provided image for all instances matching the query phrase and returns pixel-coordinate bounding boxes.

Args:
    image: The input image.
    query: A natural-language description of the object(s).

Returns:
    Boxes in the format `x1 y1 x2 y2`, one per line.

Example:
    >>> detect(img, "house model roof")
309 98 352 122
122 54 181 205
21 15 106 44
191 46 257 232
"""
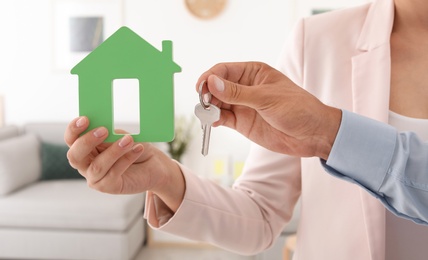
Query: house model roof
71 26 181 76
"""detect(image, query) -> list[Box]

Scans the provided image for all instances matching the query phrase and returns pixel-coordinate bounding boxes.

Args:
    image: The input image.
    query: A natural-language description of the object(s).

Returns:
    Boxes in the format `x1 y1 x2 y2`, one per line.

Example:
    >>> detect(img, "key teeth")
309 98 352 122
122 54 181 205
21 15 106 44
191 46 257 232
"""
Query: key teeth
195 102 220 157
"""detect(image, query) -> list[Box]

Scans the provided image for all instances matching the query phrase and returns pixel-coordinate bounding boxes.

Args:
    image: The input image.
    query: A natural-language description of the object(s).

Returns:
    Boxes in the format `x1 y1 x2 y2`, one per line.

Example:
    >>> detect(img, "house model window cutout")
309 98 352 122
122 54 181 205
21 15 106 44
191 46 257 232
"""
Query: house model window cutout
71 26 181 142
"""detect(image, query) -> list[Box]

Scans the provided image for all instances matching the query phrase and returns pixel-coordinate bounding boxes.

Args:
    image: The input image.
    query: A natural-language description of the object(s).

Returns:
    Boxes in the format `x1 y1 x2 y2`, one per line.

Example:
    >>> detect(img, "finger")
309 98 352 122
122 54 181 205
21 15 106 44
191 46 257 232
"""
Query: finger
84 135 135 184
115 129 130 135
207 75 261 108
195 62 258 93
64 116 89 147
67 127 109 170
212 108 237 129
195 63 234 92
196 62 273 91
88 143 145 194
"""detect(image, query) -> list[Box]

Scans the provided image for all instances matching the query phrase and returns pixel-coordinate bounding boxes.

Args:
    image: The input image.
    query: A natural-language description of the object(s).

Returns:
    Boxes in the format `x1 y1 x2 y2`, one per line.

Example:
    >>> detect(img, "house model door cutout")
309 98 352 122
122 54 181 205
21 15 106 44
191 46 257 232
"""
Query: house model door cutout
71 26 181 142
113 78 140 135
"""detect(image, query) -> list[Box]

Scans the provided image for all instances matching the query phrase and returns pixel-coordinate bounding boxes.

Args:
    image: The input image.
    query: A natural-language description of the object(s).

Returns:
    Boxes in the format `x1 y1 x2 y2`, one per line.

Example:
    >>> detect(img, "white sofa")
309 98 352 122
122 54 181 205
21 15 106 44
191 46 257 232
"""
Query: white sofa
0 124 146 260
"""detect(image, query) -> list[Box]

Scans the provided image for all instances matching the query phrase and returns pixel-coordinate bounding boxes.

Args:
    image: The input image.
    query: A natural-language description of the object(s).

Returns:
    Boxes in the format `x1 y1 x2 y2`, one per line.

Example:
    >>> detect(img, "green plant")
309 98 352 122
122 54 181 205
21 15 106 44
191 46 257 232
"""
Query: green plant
167 116 195 162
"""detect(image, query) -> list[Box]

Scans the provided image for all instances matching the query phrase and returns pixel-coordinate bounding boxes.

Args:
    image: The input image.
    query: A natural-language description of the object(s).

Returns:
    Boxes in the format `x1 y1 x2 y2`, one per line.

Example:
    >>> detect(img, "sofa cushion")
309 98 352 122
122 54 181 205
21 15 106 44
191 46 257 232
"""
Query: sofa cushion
40 142 83 180
0 134 41 196
0 180 145 231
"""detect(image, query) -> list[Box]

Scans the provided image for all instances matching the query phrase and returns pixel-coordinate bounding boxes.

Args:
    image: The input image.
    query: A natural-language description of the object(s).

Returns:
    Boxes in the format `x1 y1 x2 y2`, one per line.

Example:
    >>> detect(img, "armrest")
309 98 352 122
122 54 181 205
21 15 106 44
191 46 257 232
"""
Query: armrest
0 134 41 196
0 125 20 142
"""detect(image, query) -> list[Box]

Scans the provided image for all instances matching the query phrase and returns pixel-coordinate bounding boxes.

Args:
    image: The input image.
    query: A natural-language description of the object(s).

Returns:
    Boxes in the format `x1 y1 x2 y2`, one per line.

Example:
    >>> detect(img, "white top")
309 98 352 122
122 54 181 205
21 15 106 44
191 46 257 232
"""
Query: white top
389 111 428 140
386 111 428 260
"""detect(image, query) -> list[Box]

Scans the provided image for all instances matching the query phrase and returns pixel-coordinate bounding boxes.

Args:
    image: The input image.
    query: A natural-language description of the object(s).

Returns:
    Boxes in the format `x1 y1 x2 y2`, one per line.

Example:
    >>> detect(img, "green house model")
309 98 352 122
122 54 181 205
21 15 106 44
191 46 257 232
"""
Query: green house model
71 26 181 142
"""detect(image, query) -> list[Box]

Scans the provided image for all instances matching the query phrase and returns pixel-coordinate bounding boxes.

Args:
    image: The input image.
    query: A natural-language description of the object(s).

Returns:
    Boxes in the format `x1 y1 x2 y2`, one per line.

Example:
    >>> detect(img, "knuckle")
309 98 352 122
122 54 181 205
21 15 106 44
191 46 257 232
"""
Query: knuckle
87 179 104 192
64 120 82 147
229 83 241 102
87 181 97 190
64 136 72 147
66 150 78 168
87 161 103 175
87 178 112 194
64 126 74 147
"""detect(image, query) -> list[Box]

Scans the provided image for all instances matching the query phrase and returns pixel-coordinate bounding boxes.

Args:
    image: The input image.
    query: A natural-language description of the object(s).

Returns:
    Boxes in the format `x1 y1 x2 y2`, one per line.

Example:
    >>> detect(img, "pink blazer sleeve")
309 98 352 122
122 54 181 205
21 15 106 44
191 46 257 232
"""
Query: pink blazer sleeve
144 20 305 256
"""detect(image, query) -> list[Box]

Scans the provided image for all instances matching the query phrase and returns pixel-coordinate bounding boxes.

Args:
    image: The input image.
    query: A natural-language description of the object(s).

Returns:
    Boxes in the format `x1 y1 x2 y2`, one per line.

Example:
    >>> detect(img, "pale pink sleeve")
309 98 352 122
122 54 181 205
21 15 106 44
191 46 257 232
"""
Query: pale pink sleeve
144 143 301 255
144 20 304 255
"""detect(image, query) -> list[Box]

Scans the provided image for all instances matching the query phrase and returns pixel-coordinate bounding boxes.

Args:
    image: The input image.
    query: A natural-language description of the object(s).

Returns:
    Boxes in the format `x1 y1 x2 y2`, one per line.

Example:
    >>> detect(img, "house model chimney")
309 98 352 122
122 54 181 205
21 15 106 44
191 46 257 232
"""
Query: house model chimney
162 40 173 60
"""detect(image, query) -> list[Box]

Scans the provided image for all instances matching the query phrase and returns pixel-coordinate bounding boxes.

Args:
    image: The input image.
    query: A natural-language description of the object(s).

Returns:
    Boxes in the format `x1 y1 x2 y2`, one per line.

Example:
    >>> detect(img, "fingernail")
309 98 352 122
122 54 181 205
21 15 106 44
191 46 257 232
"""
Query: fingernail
132 144 144 153
119 135 132 148
213 76 224 92
76 117 86 128
93 127 107 138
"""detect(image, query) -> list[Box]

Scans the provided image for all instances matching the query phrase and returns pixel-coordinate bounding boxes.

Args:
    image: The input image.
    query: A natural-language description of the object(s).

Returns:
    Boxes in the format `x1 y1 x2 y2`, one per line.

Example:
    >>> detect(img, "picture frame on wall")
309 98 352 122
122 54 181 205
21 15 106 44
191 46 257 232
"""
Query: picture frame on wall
0 95 4 128
293 0 369 20
311 8 333 15
52 0 124 72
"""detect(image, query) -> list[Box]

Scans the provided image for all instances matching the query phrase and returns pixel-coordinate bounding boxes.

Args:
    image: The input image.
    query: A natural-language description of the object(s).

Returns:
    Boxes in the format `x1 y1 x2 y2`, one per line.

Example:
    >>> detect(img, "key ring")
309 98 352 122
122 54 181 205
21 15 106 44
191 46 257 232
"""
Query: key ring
198 80 212 109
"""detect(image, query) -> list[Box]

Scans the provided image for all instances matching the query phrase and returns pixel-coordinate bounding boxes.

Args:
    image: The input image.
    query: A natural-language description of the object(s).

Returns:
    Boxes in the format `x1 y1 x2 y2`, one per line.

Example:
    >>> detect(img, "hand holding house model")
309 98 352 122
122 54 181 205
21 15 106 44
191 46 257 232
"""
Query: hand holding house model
71 26 181 142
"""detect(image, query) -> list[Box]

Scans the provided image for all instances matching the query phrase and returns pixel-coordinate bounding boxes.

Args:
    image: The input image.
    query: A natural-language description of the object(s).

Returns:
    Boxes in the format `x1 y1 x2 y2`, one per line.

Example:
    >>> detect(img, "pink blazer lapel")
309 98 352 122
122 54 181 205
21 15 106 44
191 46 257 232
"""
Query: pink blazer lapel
352 42 390 260
352 46 391 121
350 0 395 259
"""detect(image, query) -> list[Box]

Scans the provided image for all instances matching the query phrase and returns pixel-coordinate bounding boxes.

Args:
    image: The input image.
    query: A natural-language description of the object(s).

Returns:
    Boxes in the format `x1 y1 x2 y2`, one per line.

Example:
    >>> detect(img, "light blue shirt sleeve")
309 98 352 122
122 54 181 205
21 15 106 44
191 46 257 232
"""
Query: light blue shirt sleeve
322 110 428 225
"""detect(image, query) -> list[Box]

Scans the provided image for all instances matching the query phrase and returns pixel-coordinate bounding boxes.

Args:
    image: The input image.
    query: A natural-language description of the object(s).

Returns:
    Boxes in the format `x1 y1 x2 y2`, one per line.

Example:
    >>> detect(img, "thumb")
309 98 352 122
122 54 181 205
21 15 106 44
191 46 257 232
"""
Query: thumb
207 75 259 108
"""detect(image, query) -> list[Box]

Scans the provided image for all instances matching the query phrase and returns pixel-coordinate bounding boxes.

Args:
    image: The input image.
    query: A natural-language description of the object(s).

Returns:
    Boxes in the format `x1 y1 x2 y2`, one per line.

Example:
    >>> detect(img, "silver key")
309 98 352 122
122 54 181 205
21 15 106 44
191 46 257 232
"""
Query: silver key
194 103 220 156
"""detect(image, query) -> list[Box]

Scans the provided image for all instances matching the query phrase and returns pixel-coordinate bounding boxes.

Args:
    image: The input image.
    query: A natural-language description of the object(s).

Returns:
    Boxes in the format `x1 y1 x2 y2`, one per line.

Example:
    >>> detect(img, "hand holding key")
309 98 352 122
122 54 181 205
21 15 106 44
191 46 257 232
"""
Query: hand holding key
195 62 341 160
195 80 221 156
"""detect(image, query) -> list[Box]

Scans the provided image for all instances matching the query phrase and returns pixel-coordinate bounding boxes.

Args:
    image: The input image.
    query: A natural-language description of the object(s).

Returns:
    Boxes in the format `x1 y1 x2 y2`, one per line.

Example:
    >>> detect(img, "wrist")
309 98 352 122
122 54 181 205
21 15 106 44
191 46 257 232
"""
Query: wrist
315 107 342 160
149 153 186 212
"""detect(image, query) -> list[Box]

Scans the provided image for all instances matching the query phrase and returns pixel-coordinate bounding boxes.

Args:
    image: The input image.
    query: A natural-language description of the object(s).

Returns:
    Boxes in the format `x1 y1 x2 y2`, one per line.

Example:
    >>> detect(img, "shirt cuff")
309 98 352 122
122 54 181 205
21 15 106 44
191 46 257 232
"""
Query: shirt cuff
325 110 397 192
144 162 190 229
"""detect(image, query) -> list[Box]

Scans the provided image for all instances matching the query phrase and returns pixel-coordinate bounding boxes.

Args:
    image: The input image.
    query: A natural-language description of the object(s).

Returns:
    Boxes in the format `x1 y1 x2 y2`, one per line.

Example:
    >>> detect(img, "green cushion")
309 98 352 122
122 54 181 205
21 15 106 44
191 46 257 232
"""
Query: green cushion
40 142 84 180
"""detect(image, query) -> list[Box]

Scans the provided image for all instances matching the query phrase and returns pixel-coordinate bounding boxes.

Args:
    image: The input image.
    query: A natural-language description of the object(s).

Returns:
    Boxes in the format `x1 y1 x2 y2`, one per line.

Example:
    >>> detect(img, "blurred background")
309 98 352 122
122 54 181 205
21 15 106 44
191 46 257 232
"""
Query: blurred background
0 0 369 259
0 0 368 173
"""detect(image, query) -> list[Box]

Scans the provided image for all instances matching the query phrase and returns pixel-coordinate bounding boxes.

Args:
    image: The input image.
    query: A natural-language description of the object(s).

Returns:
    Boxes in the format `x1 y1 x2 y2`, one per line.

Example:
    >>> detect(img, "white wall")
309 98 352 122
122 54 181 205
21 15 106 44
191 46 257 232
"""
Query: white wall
0 0 369 174
0 0 295 123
